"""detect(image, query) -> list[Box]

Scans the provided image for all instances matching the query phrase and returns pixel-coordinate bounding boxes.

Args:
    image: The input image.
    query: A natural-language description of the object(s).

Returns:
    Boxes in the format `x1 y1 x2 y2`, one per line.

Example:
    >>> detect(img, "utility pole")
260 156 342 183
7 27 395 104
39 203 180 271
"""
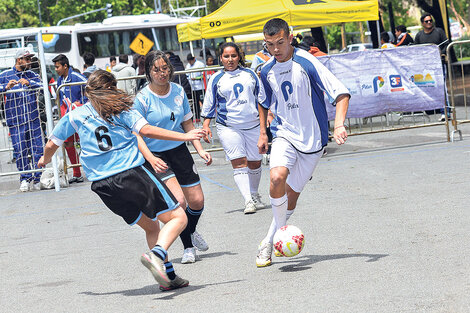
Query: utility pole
37 0 42 27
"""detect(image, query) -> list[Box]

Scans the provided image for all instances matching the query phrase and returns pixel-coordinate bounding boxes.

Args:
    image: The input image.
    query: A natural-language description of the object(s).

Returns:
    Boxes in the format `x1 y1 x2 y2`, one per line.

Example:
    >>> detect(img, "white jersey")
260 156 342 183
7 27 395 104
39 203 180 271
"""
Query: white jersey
259 48 349 153
202 67 262 130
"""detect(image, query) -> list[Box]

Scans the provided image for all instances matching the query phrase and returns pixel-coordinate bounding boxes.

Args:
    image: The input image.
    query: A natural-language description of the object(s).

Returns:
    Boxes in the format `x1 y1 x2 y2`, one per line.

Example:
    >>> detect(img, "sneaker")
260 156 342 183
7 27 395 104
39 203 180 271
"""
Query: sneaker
251 193 266 210
244 199 257 214
256 241 273 267
140 252 171 288
68 176 84 184
32 182 41 191
191 231 209 251
19 180 30 192
439 114 446 122
159 275 189 291
181 247 196 264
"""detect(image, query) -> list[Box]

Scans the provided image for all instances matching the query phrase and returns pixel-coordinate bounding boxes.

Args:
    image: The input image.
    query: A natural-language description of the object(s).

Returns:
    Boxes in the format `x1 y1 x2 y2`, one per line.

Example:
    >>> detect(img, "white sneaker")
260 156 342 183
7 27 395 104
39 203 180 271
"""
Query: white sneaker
181 247 197 264
32 182 41 191
191 231 209 251
251 193 266 210
256 241 273 267
19 180 30 192
439 114 446 122
244 199 257 214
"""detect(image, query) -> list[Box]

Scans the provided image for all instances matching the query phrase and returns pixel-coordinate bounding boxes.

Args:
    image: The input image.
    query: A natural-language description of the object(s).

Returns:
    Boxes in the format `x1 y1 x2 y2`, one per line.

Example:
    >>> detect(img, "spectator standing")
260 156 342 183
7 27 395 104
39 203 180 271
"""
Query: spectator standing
185 53 204 121
111 54 136 95
165 51 192 99
108 56 117 72
52 54 87 183
414 13 450 121
395 25 414 46
82 52 99 78
250 45 271 73
0 49 43 192
203 55 216 89
380 32 396 49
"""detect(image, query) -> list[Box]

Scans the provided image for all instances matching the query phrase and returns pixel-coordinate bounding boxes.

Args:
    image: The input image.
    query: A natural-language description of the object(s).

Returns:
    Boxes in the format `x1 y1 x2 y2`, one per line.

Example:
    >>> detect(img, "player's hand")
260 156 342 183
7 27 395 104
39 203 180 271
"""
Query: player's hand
258 133 269 154
18 78 29 86
185 128 205 141
334 125 347 145
6 80 18 90
149 156 168 173
199 150 212 166
38 156 49 168
202 125 212 143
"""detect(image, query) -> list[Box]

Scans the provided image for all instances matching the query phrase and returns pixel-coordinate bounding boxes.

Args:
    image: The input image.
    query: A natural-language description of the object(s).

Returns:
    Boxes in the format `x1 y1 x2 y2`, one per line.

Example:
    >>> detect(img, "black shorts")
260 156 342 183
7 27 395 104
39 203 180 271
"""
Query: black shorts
152 143 200 188
91 162 179 225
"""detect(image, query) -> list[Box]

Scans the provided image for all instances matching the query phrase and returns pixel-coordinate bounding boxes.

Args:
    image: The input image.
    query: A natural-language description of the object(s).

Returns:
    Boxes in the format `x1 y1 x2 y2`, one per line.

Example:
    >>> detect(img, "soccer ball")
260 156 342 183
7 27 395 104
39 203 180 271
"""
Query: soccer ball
273 225 305 257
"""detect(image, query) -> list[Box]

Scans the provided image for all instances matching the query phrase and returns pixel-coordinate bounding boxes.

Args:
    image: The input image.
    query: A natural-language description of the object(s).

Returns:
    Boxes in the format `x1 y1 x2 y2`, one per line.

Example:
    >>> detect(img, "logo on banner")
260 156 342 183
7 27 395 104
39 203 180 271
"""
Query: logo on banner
292 0 325 5
412 73 436 87
343 79 359 96
373 76 385 93
389 75 404 92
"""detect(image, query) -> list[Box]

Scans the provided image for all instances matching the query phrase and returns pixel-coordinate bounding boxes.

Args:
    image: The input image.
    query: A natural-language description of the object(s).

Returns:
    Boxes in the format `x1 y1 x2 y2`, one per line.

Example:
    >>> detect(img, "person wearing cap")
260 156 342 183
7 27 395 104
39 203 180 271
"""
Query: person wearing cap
185 53 204 121
0 49 44 192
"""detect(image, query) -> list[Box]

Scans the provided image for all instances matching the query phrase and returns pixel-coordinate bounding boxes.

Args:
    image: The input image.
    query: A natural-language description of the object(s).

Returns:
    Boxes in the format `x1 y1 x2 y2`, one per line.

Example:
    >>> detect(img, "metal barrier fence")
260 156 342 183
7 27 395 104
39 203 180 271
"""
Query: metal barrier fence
447 39 470 141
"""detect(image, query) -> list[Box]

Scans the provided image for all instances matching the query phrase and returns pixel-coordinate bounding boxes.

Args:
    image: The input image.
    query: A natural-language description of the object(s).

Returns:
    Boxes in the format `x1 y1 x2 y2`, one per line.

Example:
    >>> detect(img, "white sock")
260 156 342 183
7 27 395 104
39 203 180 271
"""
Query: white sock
265 209 294 243
233 167 252 203
270 193 288 232
248 166 262 195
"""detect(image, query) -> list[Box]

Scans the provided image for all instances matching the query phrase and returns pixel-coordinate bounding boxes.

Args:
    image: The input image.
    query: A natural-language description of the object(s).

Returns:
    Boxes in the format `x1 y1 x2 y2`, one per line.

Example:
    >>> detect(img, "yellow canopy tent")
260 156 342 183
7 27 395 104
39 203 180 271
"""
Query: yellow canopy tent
177 0 379 42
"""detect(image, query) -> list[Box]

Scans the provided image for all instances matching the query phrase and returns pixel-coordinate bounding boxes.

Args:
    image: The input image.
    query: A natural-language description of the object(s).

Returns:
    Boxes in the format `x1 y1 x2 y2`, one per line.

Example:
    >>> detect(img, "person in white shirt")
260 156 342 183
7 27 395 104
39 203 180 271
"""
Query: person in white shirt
256 18 350 267
202 42 267 214
185 54 204 120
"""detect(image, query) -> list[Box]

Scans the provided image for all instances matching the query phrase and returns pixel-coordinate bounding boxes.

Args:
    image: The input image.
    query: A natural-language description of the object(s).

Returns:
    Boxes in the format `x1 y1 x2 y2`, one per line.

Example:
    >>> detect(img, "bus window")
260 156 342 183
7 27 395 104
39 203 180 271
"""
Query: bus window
26 34 71 53
0 39 21 49
154 27 179 52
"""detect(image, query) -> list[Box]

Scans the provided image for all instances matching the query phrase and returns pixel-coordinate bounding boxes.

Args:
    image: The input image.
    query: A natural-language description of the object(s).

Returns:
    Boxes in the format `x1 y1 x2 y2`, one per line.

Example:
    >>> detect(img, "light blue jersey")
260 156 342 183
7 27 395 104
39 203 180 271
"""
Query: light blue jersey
133 83 192 152
50 103 148 181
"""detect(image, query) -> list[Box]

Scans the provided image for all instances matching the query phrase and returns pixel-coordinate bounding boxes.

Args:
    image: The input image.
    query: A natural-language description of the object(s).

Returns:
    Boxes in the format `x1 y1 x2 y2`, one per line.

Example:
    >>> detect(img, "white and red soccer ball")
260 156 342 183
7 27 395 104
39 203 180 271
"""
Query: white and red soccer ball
273 225 305 257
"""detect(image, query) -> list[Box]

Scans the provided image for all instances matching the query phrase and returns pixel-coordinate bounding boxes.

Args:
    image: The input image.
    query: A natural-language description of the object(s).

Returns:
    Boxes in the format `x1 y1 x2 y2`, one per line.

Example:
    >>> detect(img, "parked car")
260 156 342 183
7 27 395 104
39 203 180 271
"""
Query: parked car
340 43 373 53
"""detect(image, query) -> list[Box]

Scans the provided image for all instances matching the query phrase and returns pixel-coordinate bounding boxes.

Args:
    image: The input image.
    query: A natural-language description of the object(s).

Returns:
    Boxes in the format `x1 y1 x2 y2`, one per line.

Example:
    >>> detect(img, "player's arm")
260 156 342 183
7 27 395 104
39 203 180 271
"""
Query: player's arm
258 104 269 154
38 140 60 167
182 119 212 166
134 132 168 173
333 94 349 145
139 124 205 142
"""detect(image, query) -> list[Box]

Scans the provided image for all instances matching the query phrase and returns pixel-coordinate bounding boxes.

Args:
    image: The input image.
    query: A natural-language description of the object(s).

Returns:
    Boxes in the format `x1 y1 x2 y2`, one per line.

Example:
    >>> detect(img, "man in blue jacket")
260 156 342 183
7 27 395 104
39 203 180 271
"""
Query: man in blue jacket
52 54 87 183
0 49 44 192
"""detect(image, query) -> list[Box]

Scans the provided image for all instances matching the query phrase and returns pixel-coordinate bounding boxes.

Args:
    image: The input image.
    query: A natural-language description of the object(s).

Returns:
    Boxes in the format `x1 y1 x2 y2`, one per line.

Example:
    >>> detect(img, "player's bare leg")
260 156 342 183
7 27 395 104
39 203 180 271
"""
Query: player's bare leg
140 207 189 290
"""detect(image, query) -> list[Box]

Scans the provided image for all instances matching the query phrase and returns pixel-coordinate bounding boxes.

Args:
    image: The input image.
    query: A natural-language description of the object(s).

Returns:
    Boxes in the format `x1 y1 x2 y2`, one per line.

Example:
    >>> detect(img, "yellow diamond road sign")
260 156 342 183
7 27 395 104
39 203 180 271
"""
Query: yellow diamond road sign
130 33 154 55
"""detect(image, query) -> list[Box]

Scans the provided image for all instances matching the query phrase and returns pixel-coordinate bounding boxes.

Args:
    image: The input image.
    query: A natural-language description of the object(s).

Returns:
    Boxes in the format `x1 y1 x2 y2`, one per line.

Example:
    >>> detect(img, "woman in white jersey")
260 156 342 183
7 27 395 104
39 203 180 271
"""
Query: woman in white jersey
202 42 266 214
134 50 212 264
38 70 206 291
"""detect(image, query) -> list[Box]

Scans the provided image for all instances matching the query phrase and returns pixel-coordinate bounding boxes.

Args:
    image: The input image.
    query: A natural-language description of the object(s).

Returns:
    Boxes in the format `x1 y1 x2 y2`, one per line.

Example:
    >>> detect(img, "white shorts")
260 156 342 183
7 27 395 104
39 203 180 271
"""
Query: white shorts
216 123 262 161
269 137 323 193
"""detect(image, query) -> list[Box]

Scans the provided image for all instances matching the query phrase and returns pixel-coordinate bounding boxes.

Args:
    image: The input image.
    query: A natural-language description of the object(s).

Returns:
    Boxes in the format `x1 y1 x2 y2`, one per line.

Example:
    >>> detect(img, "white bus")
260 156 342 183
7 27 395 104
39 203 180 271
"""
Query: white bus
0 13 218 76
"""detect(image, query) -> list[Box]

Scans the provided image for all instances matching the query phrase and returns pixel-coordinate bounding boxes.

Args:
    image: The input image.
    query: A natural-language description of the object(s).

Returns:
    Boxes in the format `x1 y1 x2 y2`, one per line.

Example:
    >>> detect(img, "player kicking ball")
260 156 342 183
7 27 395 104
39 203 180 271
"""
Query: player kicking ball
38 70 205 290
256 18 350 267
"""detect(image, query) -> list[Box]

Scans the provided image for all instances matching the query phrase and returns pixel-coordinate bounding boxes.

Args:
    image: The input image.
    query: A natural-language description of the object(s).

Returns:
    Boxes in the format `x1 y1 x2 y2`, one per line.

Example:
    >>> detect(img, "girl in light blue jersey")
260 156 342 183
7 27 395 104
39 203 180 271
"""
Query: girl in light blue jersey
134 50 212 264
202 42 266 215
38 70 206 291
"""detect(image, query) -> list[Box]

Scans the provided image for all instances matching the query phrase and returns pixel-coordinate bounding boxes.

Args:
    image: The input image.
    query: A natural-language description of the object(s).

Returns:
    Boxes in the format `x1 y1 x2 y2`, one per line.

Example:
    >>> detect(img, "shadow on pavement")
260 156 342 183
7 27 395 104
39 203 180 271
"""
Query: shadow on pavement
277 253 389 272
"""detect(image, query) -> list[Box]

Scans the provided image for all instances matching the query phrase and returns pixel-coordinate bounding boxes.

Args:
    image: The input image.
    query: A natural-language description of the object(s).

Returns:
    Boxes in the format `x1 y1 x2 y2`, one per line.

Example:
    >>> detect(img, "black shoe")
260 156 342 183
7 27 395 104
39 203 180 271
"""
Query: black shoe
69 176 84 183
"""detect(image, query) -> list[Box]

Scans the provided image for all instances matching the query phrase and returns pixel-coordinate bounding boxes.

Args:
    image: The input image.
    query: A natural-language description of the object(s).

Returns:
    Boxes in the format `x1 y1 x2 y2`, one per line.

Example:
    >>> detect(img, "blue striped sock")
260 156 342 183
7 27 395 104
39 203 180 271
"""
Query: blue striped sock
187 206 204 233
151 245 167 261
165 262 176 280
